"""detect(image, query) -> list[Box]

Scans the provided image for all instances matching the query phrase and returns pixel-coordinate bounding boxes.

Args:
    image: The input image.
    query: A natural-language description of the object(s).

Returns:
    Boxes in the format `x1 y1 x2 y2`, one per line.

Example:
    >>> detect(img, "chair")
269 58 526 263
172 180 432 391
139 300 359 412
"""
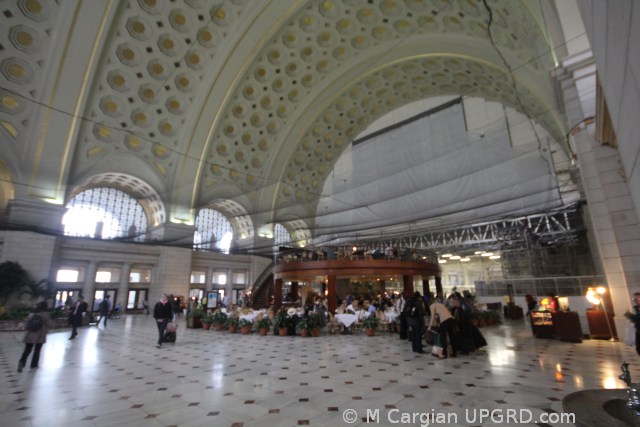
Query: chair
327 313 339 334
351 319 364 334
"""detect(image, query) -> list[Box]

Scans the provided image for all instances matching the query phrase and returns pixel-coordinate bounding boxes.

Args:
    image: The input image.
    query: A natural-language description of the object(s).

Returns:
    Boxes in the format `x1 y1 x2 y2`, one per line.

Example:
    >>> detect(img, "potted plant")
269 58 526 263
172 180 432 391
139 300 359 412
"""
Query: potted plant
225 316 239 333
308 311 323 337
187 307 206 329
274 309 289 336
201 313 213 330
239 318 252 334
362 314 379 336
212 310 228 331
298 317 310 337
257 317 271 336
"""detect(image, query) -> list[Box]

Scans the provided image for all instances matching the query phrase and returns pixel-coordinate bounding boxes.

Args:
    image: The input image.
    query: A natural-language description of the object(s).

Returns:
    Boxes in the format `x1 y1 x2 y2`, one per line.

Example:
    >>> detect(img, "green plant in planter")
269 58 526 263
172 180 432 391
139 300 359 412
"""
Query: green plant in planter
188 307 206 318
225 316 240 327
257 317 271 330
298 317 310 331
273 309 288 330
201 314 213 324
362 314 380 329
239 318 252 328
307 312 323 329
212 310 228 325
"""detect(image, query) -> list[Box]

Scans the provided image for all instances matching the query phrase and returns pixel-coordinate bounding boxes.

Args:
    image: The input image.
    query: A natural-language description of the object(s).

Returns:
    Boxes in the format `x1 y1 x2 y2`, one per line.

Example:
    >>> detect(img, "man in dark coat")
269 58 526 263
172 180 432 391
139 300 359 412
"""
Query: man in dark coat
68 295 88 340
404 291 425 354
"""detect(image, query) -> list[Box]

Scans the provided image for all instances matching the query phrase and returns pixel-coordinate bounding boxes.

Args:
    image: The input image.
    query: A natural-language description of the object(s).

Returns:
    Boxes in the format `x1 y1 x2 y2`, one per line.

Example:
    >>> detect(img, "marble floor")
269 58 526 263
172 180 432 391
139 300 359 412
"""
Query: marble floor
1 315 638 427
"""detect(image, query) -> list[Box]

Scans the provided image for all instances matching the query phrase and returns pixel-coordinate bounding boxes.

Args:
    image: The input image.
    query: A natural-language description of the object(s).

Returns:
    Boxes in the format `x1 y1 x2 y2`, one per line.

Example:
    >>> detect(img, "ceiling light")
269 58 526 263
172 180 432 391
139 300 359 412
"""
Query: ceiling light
481 252 493 257
450 255 461 260
460 257 471 262
441 253 452 258
474 251 485 255
438 259 447 264
489 255 501 259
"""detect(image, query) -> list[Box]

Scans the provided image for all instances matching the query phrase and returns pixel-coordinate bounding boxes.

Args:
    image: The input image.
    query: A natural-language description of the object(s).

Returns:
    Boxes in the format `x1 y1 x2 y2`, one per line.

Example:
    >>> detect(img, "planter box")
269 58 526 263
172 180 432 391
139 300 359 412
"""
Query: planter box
0 317 70 331
187 317 203 329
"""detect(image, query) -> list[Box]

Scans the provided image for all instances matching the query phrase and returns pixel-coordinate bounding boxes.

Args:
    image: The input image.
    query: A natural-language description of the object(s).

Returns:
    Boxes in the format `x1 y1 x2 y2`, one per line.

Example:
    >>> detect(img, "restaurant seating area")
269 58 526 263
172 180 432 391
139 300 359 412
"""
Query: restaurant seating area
3 313 638 426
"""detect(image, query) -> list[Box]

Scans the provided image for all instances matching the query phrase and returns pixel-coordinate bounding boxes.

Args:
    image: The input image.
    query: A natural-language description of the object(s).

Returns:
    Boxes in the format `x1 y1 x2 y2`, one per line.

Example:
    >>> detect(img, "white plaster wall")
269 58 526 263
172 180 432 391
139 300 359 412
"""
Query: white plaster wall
578 0 640 225
0 231 56 282
152 247 193 303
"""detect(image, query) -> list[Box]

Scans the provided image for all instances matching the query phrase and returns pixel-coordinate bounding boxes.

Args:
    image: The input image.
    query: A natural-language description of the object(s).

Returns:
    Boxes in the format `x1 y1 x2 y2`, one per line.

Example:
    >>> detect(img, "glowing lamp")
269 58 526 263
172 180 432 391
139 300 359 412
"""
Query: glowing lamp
586 287 602 305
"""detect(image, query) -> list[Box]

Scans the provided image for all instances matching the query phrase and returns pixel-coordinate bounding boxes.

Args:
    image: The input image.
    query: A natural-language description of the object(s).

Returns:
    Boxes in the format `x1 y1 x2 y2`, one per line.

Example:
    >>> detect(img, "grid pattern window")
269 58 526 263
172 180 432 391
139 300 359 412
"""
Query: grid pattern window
232 271 246 284
56 269 79 282
129 268 151 283
194 208 233 253
63 187 147 241
212 272 227 285
191 270 206 284
274 223 292 246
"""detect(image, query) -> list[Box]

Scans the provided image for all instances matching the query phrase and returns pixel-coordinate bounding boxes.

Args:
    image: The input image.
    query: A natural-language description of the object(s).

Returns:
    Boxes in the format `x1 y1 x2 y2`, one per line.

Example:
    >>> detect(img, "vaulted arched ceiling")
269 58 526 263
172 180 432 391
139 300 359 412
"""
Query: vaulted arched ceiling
0 0 570 243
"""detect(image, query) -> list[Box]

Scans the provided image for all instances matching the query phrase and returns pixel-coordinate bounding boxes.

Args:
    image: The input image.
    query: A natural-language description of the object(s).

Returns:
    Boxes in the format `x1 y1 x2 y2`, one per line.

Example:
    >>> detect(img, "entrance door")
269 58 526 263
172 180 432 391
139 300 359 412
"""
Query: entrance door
127 289 148 311
93 289 117 313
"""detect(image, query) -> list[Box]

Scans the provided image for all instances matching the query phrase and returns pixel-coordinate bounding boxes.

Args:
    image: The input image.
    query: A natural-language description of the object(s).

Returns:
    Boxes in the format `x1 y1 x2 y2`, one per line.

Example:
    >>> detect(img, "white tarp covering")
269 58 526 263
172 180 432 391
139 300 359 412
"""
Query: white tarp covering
314 100 575 240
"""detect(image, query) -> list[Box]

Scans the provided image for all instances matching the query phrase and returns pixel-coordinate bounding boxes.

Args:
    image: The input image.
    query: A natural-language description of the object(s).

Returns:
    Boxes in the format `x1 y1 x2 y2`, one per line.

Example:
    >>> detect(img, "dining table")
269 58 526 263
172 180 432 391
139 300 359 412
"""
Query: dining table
239 310 265 323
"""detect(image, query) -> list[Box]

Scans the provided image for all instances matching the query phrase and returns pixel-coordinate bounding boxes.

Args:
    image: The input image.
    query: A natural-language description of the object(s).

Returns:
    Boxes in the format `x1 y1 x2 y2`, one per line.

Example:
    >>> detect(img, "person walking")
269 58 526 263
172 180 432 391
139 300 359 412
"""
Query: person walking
624 292 640 355
395 293 408 340
153 294 173 348
404 291 426 354
18 301 52 372
68 295 88 339
96 294 111 327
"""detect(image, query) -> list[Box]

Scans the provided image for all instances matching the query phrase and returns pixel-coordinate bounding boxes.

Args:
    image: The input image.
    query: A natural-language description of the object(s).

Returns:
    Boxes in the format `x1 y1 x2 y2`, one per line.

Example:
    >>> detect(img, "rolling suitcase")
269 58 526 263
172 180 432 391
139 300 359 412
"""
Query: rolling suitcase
164 322 176 343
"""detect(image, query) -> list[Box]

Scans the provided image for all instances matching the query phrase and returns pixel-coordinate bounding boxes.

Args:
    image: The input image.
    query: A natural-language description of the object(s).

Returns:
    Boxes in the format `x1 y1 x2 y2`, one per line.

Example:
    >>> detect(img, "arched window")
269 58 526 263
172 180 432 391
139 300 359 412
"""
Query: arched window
274 223 292 246
194 208 233 253
63 187 148 241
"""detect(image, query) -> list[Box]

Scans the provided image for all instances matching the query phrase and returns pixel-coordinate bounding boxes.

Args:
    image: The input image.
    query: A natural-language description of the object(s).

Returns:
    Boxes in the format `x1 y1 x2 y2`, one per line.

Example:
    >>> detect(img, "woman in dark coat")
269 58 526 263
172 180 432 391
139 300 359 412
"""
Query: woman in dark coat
18 301 52 372
153 294 174 348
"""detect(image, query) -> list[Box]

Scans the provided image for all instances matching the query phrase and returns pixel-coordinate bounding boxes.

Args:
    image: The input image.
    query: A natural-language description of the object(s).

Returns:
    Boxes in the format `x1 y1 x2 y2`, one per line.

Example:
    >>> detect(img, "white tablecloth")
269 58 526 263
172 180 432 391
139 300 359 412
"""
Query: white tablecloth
239 310 263 323
335 314 358 327
384 312 398 323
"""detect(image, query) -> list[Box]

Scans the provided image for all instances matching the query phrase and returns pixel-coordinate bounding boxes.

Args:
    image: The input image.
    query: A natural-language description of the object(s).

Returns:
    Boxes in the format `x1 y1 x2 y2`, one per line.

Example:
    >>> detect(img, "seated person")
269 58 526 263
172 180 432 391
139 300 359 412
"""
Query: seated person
335 302 347 314
346 299 359 314
363 300 376 317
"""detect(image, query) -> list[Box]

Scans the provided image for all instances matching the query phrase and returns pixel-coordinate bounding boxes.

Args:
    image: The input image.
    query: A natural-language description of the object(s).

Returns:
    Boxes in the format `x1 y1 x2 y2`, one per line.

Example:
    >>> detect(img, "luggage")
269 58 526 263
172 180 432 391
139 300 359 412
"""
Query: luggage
164 322 177 343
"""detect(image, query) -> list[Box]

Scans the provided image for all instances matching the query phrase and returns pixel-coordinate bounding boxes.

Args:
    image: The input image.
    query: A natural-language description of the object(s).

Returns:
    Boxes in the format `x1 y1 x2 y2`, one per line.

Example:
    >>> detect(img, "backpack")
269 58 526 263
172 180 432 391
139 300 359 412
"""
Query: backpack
26 314 43 332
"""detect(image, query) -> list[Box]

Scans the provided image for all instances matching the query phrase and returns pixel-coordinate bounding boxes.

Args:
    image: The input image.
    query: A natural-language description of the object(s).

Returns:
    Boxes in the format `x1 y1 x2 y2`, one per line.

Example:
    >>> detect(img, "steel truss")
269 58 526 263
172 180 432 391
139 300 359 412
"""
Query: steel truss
364 205 582 254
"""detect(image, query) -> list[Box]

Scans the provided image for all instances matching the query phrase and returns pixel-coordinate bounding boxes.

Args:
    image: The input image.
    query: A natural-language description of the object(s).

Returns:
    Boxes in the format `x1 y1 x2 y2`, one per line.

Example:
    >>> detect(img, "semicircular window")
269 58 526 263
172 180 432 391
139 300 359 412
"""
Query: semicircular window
63 187 148 241
274 223 292 246
194 208 233 254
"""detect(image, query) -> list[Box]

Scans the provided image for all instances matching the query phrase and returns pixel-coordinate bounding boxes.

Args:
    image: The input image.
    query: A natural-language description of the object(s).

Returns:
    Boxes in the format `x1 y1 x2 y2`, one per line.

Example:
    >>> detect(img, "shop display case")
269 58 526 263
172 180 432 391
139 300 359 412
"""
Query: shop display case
530 311 555 338
552 311 583 342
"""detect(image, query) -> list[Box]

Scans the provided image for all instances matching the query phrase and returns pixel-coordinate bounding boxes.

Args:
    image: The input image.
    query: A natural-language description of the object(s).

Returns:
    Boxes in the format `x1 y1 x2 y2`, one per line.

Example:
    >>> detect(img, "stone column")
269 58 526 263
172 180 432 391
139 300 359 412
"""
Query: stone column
435 276 443 299
117 263 131 311
422 278 430 298
402 275 413 297
82 261 98 305
327 275 337 314
555 51 640 338
274 278 283 312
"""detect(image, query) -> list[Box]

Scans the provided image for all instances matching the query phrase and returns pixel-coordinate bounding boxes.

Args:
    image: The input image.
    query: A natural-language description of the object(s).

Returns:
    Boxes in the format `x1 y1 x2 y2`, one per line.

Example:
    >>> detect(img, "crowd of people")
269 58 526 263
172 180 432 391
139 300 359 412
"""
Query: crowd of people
15 289 488 372
400 290 487 358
